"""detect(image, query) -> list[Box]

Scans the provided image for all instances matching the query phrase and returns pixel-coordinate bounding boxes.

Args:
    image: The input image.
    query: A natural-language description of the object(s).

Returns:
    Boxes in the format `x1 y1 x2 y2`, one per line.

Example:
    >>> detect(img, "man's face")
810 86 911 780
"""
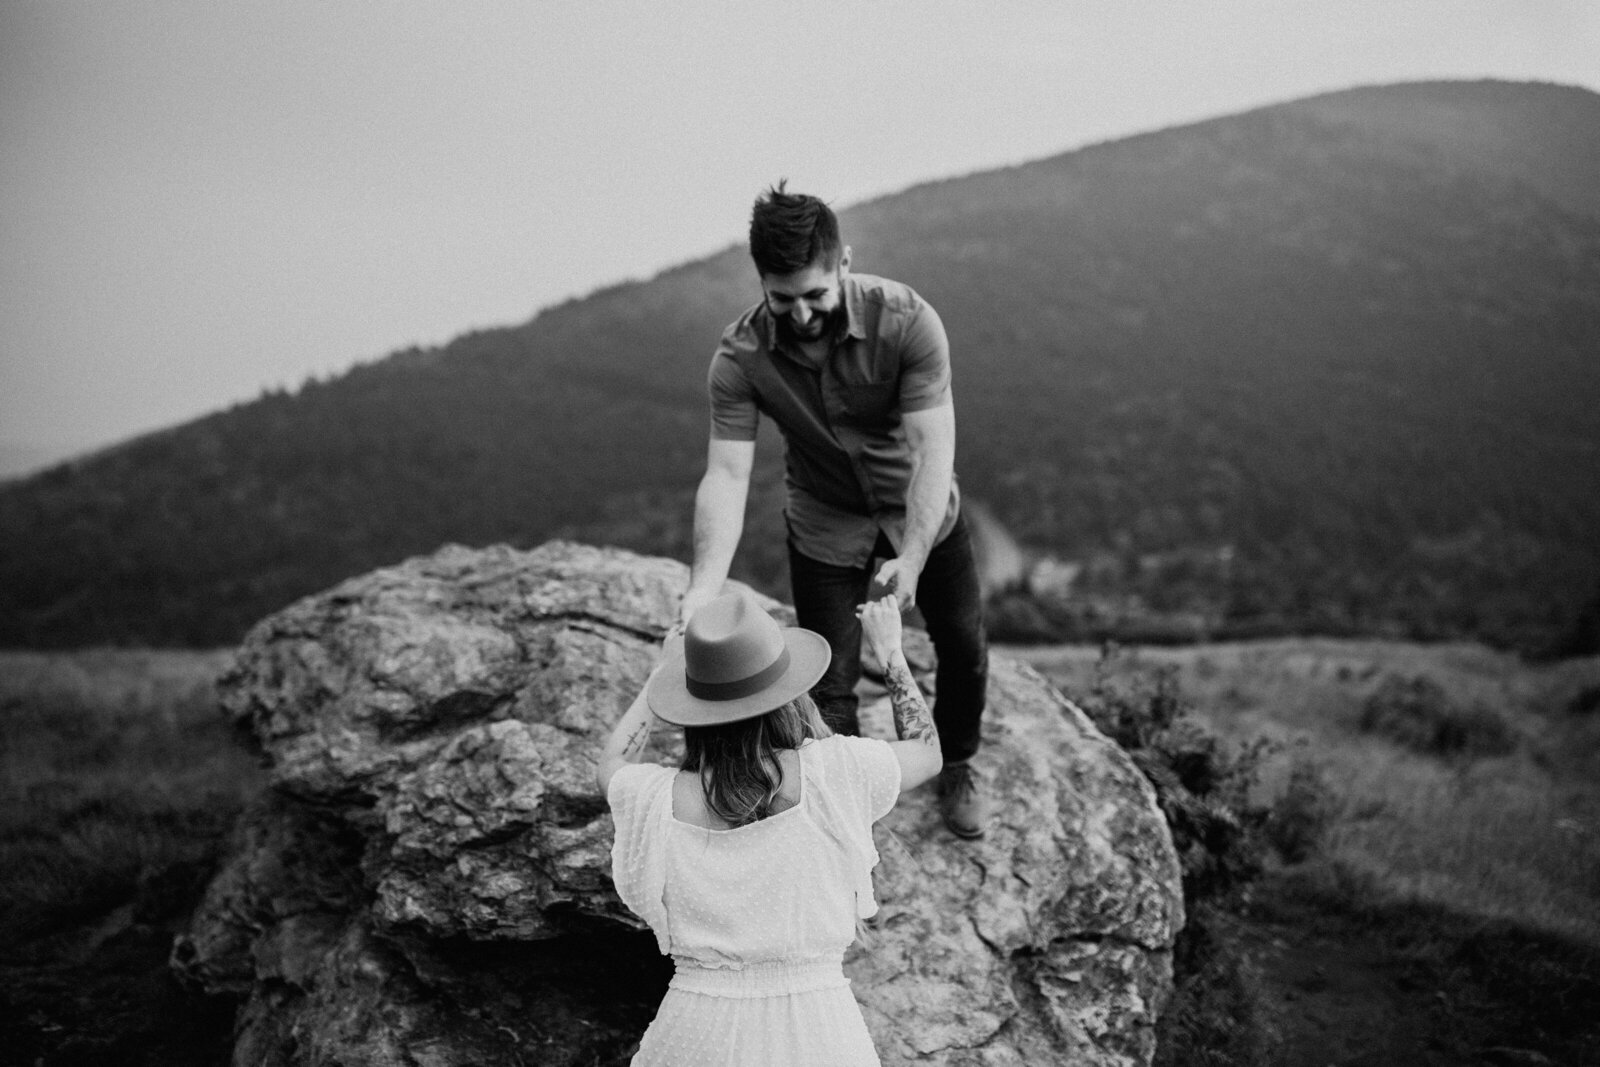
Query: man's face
762 250 850 345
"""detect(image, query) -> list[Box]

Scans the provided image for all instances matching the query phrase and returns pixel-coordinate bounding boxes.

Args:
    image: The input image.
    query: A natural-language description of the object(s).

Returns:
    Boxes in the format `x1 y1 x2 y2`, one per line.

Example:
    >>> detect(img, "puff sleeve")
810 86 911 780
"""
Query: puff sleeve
805 735 902 919
606 762 677 954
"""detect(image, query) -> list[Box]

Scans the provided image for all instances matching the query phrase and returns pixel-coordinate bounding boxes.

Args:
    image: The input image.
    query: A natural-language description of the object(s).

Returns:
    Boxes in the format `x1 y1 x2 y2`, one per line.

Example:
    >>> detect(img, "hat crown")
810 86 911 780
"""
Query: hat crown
685 593 786 685
648 593 830 726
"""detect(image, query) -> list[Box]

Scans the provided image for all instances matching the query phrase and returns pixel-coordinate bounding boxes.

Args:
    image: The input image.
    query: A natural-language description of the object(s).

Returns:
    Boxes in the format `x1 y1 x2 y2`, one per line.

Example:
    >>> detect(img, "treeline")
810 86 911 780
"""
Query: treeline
2 81 1598 654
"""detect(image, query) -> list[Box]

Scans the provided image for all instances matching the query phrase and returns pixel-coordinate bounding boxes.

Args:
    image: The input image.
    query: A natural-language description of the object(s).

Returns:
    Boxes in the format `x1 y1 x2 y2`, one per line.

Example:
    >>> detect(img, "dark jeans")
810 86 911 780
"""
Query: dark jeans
787 512 988 763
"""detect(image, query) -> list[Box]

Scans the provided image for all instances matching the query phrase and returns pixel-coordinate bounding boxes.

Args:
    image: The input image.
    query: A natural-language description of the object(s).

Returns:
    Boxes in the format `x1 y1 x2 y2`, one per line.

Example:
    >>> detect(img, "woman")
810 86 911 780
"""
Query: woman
596 589 941 1066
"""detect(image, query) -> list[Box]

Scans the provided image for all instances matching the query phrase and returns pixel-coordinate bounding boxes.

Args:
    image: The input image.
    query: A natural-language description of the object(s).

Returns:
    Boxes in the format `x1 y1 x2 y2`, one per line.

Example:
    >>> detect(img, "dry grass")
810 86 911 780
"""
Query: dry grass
0 648 260 947
1014 638 1600 1065
1006 638 1600 945
1 648 262 1066
6 640 1597 1064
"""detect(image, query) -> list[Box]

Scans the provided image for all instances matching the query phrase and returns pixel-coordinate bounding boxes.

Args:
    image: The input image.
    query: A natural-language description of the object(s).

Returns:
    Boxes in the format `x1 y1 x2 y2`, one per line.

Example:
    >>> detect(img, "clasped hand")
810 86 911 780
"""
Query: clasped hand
855 596 903 665
871 557 920 611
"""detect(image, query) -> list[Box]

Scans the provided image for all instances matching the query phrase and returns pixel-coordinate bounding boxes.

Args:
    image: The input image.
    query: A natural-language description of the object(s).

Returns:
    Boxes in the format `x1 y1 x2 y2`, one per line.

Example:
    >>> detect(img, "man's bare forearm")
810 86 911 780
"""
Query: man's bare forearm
898 455 951 571
897 406 956 571
689 474 744 587
885 649 939 750
684 446 753 615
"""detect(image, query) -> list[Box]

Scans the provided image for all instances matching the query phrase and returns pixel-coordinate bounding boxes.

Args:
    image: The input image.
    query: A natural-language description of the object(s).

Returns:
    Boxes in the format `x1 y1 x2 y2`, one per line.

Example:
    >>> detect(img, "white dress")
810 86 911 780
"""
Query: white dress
607 734 902 1067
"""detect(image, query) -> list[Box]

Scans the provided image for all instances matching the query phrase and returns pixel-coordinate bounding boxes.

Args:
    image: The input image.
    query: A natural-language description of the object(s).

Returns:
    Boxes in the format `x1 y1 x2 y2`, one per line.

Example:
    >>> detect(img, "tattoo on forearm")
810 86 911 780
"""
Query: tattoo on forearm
886 659 937 746
618 718 652 759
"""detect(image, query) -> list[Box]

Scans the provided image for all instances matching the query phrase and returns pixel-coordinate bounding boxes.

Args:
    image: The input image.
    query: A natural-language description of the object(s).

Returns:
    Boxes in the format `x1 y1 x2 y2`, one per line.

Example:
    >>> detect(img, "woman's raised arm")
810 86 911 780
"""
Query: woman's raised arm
857 597 942 791
596 685 657 796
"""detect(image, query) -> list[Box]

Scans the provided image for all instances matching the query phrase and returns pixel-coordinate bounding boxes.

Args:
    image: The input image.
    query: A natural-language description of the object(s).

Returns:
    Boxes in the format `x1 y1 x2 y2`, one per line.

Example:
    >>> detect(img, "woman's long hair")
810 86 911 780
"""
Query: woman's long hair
681 693 831 827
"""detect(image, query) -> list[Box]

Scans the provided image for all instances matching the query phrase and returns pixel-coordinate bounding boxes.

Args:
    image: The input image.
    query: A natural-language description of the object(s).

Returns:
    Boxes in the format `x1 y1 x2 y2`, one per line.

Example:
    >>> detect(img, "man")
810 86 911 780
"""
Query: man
677 182 991 838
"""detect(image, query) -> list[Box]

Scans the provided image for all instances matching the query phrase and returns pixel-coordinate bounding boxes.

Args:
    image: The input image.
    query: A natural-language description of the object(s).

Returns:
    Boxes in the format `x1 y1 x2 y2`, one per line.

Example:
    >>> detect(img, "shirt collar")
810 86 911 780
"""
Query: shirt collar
757 272 867 354
840 272 867 341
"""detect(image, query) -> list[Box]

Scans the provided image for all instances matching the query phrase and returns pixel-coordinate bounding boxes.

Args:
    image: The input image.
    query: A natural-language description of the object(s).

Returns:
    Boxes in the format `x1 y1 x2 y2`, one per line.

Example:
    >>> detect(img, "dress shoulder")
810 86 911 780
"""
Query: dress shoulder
812 734 902 824
803 736 901 921
607 762 676 953
607 761 673 817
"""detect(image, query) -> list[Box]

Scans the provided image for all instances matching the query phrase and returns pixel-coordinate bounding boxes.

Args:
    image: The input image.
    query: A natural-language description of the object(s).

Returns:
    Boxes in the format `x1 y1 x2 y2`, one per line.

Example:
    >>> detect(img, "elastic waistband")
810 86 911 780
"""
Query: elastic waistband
669 956 848 999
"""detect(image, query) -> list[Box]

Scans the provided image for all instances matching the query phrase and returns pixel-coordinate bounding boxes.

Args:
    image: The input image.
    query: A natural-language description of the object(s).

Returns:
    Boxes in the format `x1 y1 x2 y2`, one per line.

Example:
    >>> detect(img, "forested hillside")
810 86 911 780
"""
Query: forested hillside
3 80 1597 651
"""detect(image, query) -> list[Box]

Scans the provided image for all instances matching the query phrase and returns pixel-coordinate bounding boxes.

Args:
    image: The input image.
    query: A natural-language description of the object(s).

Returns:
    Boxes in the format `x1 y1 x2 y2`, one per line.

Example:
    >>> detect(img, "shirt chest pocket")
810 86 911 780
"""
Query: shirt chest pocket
832 379 898 426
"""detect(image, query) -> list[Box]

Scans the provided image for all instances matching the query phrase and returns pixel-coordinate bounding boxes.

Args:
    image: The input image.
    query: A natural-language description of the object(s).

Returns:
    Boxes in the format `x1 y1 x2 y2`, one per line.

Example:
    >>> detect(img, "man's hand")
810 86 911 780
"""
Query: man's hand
676 585 720 633
873 557 923 612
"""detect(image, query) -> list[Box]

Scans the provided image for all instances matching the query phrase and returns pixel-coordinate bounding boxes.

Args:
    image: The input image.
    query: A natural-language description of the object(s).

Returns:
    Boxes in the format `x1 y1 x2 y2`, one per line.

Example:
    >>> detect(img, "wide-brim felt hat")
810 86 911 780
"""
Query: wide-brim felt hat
648 590 831 727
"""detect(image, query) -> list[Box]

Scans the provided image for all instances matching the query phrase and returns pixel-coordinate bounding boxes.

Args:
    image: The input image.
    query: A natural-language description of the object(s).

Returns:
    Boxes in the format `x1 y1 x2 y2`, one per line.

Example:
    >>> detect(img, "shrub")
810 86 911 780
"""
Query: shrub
984 590 1066 644
1264 755 1338 864
1358 674 1516 759
1074 645 1280 1065
1152 904 1275 1067
1079 645 1274 904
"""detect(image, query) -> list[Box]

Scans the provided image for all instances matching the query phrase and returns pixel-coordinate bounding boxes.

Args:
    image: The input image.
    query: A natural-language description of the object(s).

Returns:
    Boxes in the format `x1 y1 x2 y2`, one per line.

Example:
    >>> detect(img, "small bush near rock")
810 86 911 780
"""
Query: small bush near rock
1076 646 1278 1065
1358 675 1516 759
1151 904 1274 1067
984 590 1063 643
1080 646 1274 904
1264 756 1338 865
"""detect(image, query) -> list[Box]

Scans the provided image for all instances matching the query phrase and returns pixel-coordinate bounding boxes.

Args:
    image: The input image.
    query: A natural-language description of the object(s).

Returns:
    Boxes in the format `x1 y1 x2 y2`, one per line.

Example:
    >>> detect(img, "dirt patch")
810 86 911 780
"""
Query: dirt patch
1237 869 1600 1067
1 906 238 1067
1242 881 1441 1065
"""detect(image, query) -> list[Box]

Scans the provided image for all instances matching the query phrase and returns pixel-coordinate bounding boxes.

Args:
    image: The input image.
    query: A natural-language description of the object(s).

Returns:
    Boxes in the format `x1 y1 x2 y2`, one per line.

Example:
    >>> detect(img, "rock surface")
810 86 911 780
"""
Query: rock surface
175 541 1184 1066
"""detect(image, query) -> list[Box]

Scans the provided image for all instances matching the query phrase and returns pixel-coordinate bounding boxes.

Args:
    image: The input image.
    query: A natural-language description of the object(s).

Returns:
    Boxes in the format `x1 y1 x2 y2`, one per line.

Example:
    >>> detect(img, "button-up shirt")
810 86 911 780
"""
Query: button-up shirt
708 272 961 568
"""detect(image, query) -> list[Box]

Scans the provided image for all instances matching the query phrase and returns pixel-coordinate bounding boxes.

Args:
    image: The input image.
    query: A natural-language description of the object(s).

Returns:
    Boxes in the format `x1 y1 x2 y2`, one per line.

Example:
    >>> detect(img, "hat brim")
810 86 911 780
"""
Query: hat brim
646 627 831 727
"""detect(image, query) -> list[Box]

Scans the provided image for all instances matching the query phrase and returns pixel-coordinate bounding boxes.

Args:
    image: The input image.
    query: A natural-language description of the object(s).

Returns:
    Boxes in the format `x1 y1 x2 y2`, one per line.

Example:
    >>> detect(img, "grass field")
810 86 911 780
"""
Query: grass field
3 640 1597 1065
1010 638 1600 1065
1010 639 1600 945
0 648 261 1066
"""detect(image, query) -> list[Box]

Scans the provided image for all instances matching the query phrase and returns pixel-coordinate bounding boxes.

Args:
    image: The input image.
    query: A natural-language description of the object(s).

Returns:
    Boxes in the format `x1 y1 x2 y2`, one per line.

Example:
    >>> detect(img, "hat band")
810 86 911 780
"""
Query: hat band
685 647 793 702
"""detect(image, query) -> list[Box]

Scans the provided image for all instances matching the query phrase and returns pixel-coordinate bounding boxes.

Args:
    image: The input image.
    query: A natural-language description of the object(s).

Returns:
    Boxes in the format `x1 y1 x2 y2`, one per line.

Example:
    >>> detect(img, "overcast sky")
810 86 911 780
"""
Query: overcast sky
3 1 1597 476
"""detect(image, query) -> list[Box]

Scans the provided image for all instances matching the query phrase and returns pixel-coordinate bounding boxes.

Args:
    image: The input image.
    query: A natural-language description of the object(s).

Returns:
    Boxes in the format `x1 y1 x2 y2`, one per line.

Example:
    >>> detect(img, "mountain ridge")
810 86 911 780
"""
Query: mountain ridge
4 79 1598 651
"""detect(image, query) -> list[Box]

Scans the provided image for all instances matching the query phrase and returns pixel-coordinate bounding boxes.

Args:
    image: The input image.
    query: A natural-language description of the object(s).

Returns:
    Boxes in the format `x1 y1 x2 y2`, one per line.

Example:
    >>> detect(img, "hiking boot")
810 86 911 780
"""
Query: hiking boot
937 760 992 839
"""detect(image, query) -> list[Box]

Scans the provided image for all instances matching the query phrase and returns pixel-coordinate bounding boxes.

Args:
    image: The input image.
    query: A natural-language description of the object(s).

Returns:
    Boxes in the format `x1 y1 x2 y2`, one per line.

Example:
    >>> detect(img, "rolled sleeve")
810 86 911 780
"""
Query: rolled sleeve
708 349 759 441
897 300 952 414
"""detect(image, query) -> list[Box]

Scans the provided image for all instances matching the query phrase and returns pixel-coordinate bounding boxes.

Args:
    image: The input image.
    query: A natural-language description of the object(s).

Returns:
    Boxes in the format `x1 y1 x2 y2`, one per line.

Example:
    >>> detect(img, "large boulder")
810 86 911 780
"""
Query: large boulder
174 541 1183 1066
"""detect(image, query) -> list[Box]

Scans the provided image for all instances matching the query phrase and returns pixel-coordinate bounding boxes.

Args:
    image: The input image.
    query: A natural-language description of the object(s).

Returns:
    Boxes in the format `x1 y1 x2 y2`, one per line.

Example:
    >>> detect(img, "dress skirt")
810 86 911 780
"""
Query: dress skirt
631 956 880 1067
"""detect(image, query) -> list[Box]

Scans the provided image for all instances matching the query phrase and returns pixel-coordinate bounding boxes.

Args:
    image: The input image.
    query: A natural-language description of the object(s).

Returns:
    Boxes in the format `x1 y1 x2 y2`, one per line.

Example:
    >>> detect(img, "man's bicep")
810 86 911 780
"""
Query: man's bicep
898 302 952 413
902 404 955 460
705 436 755 479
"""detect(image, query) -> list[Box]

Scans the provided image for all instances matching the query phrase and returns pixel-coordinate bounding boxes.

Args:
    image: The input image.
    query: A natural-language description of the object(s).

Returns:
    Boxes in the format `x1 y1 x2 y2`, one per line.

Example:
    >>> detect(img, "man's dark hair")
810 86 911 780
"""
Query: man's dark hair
748 180 842 277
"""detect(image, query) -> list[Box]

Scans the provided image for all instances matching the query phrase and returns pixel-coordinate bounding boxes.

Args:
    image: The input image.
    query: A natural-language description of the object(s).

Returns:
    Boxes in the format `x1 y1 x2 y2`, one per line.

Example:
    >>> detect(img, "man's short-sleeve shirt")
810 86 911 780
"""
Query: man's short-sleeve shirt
708 272 960 568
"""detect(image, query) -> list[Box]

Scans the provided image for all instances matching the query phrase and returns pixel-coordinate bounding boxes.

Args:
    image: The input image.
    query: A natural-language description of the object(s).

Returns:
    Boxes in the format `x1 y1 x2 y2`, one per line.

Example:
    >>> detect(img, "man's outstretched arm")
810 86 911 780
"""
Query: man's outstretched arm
680 437 756 627
875 403 955 611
